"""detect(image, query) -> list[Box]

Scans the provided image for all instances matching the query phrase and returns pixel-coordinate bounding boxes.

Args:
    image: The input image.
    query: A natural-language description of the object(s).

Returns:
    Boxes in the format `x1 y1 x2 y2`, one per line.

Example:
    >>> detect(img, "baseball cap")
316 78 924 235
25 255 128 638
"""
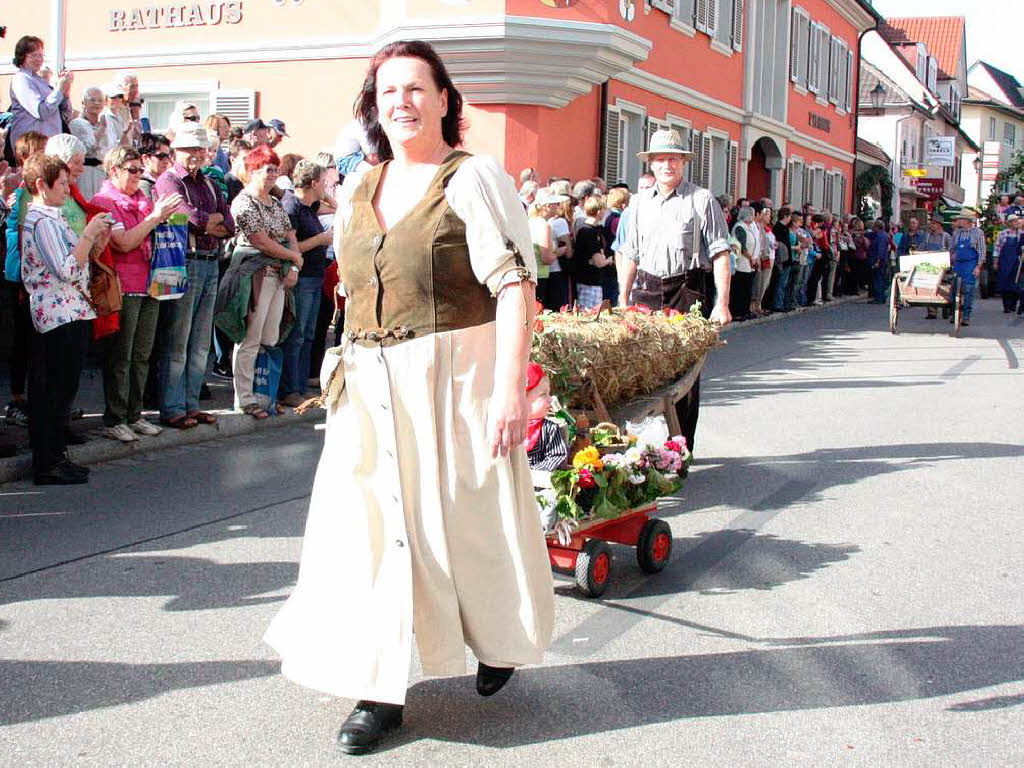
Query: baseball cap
268 118 289 137
244 118 269 134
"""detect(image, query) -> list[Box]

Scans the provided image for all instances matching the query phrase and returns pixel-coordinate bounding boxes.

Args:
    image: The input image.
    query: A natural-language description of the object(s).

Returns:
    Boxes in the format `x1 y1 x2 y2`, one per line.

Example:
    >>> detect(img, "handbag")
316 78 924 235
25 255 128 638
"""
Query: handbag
86 249 123 316
253 345 283 412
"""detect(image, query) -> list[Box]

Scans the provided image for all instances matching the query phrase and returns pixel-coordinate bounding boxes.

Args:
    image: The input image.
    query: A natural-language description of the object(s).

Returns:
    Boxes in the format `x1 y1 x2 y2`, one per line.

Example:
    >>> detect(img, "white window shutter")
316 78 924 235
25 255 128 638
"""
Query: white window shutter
732 0 744 51
707 0 718 36
824 173 833 212
786 161 794 204
801 165 809 205
846 49 855 111
807 24 819 93
839 174 847 215
696 0 710 33
652 0 677 13
212 89 255 127
790 10 803 84
727 140 738 197
701 134 712 190
603 107 621 185
688 131 701 184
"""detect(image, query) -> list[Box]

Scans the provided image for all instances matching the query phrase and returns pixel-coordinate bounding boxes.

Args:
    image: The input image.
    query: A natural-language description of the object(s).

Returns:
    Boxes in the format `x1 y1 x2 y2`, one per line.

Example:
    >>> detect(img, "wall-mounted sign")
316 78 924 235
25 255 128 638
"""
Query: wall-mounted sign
619 0 636 22
808 113 831 133
109 2 243 31
923 136 955 167
912 177 944 199
902 168 928 177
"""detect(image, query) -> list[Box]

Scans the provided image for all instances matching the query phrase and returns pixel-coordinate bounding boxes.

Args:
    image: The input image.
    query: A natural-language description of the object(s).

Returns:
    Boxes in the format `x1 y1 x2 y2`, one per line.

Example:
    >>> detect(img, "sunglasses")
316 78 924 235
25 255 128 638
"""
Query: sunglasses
150 152 171 160
184 115 200 122
129 101 143 108
121 166 144 175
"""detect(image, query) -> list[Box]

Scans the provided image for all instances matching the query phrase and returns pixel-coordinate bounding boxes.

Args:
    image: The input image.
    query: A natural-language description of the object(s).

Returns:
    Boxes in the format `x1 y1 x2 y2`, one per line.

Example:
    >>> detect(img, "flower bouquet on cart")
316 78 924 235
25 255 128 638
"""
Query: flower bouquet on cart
535 436 691 543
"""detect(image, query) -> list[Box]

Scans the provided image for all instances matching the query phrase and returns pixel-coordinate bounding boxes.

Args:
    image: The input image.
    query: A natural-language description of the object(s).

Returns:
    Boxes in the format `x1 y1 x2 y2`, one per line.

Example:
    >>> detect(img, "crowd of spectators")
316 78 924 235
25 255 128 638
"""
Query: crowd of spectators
0 33 1010 479
0 35 340 479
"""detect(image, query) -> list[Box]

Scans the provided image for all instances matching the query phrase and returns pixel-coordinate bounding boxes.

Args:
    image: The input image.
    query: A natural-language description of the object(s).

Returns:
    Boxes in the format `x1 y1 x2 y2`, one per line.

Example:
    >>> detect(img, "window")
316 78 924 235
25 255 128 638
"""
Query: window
989 117 997 141
732 0 744 51
602 107 623 185
714 0 734 48
143 91 210 133
786 158 805 205
846 48 855 111
1005 122 1017 149
675 0 696 27
710 134 728 195
927 57 937 93
790 8 810 89
809 165 825 209
825 170 846 214
806 22 821 93
696 0 716 35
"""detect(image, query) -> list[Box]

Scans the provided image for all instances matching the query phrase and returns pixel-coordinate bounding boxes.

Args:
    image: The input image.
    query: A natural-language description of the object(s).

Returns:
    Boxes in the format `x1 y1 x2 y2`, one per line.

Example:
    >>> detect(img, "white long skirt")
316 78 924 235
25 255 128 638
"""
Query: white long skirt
264 321 554 705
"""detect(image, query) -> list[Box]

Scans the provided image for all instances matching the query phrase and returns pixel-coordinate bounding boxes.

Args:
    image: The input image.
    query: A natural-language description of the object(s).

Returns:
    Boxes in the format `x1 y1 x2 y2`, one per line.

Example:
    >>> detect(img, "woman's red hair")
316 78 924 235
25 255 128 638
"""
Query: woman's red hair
244 145 280 174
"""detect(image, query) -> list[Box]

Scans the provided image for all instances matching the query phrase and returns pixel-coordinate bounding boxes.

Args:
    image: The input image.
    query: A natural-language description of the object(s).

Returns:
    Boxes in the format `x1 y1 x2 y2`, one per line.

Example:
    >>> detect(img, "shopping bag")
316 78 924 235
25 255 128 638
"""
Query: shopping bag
253 345 283 414
148 212 190 300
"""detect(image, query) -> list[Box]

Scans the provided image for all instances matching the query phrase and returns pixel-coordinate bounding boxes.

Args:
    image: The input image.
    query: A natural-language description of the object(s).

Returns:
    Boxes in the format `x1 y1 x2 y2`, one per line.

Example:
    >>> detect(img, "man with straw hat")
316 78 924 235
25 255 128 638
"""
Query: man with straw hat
949 208 986 327
618 127 731 452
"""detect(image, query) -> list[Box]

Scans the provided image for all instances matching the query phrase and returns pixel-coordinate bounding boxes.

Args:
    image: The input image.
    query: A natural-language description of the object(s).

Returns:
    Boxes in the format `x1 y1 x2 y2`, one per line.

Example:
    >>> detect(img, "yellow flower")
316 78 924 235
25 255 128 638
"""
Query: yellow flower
572 446 604 471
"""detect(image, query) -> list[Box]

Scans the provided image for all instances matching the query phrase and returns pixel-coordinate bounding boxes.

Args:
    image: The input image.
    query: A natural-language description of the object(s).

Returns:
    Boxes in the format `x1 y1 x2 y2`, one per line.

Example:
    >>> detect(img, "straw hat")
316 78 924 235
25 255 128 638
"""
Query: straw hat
536 187 570 206
636 128 694 161
953 209 978 221
170 124 209 149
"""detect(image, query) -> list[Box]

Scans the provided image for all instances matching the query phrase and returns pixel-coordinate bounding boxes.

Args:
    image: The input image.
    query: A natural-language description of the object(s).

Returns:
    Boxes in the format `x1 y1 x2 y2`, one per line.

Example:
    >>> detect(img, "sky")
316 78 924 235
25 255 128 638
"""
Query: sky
870 0 1022 79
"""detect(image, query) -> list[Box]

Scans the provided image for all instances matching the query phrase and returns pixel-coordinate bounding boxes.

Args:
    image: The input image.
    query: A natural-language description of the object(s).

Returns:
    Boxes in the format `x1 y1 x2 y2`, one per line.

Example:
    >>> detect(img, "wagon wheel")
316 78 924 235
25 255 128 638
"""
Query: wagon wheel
575 540 612 598
889 276 900 334
952 283 963 337
637 518 673 574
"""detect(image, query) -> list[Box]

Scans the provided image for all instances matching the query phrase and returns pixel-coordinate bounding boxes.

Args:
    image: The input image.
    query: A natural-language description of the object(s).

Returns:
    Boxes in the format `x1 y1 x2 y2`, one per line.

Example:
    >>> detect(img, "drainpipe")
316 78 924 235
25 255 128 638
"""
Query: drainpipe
49 0 66 72
852 23 878 216
597 79 609 179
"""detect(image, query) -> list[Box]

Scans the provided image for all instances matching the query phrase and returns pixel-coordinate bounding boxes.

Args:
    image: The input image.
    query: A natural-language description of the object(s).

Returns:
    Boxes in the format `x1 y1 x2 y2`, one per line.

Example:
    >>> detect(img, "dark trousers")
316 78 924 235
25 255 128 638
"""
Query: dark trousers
5 281 33 400
805 258 825 303
729 271 753 319
1002 291 1019 313
763 260 780 312
631 267 711 452
28 319 90 473
539 271 569 311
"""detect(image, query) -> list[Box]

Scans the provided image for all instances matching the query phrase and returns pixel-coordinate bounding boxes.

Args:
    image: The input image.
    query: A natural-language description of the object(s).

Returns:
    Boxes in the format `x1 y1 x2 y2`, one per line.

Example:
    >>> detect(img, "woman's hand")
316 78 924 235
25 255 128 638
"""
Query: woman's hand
488 384 528 458
150 193 183 223
283 267 299 289
84 215 112 241
289 250 304 268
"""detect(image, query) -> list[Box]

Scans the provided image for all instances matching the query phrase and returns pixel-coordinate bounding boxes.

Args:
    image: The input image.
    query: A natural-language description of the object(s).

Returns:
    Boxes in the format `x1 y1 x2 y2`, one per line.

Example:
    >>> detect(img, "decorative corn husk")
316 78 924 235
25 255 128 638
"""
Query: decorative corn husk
531 305 719 409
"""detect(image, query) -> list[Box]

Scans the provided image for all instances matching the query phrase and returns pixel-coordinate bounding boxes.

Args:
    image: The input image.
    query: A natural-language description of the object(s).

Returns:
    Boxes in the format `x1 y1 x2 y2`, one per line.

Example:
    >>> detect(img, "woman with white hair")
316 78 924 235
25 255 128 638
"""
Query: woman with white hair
69 86 115 200
729 205 758 321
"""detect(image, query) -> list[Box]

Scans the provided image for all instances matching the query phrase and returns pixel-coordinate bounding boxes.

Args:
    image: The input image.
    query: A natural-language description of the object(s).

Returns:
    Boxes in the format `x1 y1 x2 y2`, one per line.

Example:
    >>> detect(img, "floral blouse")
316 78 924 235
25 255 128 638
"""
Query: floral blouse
21 204 96 333
230 189 293 249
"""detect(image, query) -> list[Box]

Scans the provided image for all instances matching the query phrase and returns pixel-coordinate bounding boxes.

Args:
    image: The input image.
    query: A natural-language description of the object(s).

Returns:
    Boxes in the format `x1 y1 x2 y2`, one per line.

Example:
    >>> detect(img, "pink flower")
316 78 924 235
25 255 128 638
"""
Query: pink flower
664 440 683 454
578 468 596 489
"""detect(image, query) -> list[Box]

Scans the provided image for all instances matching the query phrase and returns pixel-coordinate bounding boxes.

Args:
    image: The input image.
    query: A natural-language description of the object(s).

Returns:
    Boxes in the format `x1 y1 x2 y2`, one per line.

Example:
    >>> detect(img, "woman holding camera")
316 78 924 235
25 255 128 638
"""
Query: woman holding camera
20 154 112 484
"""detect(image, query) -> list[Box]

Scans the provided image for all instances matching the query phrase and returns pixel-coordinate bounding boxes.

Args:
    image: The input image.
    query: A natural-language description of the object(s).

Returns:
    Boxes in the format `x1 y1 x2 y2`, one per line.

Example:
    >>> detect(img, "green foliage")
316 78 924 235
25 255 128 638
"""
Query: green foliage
855 165 895 222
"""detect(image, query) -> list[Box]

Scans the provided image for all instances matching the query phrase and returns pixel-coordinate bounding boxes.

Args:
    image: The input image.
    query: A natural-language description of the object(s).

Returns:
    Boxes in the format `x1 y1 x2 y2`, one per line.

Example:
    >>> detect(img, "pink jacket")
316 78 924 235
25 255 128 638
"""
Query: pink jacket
90 180 154 294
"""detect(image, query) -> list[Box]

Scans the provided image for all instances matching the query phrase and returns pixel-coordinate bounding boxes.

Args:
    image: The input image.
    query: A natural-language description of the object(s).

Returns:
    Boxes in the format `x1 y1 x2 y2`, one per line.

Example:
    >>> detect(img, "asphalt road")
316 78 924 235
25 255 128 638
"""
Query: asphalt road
2 296 1022 767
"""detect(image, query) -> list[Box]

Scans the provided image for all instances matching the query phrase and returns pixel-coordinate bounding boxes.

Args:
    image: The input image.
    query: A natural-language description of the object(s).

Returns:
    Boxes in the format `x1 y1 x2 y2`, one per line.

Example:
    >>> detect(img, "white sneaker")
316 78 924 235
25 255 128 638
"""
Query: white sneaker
103 423 139 442
130 418 162 436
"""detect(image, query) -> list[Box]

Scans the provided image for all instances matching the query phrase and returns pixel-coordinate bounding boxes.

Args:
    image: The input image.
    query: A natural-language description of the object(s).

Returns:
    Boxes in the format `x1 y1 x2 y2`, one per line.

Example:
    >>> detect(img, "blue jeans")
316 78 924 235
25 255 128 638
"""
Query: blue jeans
281 275 323 397
160 257 218 420
773 262 793 309
871 266 888 302
954 275 977 320
794 263 810 306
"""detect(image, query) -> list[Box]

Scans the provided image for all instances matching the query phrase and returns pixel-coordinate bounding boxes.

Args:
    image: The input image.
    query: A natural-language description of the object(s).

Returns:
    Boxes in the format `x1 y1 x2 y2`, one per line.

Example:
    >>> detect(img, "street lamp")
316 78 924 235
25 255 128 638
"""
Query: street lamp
973 154 984 208
869 82 886 109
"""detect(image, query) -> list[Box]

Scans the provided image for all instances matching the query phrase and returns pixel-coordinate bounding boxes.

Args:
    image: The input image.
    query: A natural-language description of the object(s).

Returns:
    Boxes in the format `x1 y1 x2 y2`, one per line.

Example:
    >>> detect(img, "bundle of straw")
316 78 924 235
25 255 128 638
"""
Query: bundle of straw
531 305 719 408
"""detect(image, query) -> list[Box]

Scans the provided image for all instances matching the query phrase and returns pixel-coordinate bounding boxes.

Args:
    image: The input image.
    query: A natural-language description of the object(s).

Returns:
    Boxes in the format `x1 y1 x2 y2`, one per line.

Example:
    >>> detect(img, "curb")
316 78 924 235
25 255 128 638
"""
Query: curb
718 294 865 336
0 407 324 485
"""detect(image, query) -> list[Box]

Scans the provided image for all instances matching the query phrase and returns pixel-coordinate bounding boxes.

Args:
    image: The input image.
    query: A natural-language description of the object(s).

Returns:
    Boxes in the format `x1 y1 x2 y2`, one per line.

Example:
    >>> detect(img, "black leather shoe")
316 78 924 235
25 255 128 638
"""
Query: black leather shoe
58 456 89 477
63 428 88 445
337 700 403 755
34 464 88 485
476 663 515 697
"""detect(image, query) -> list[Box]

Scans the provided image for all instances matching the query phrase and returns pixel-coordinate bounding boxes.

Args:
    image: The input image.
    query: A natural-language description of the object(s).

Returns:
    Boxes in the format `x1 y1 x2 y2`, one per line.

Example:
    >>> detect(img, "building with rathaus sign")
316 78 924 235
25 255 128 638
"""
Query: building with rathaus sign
2 0 879 212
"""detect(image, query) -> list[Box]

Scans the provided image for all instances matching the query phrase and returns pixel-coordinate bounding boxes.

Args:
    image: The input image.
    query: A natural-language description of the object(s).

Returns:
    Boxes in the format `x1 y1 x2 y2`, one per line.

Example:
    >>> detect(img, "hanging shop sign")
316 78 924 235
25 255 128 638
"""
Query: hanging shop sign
911 177 944 199
923 136 955 167
109 2 244 31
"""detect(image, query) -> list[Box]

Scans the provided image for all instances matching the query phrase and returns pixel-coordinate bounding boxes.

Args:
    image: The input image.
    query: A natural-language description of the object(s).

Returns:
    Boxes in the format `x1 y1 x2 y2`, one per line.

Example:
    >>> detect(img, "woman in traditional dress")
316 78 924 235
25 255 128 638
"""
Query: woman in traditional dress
993 214 1024 314
263 40 554 755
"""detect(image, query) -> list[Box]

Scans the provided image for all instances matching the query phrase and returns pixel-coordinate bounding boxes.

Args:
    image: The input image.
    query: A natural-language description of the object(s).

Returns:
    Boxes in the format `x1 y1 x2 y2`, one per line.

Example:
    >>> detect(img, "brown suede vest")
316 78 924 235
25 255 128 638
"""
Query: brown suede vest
340 151 497 347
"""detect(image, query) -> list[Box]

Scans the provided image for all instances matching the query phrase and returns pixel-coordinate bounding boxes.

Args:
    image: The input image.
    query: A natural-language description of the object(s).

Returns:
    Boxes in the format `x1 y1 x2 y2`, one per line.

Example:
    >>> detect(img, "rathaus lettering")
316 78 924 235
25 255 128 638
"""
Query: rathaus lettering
109 2 244 31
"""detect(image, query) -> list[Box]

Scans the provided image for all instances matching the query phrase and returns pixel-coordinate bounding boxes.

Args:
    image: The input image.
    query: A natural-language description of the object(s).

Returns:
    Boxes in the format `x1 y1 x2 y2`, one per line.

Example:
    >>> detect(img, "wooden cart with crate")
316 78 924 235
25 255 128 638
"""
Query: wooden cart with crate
889 252 962 337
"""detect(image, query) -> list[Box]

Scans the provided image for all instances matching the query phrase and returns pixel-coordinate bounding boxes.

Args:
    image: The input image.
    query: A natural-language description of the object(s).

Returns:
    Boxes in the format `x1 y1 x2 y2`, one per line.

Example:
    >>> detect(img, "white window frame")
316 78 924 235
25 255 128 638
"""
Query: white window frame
671 0 698 35
787 156 806 206
810 163 826 209
614 99 648 191
989 117 997 141
139 79 218 134
791 7 810 93
1005 122 1017 149
666 113 694 151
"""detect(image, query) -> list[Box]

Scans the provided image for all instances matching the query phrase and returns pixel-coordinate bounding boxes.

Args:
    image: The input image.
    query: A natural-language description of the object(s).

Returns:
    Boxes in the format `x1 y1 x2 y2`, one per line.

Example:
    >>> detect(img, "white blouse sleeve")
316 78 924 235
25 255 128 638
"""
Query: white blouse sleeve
444 154 537 296
69 118 98 155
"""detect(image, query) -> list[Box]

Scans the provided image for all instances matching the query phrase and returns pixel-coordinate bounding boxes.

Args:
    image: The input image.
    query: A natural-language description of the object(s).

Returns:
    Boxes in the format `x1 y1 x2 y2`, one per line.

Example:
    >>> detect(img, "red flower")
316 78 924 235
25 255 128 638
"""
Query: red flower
665 440 683 453
665 308 681 317
625 304 652 315
577 468 596 489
